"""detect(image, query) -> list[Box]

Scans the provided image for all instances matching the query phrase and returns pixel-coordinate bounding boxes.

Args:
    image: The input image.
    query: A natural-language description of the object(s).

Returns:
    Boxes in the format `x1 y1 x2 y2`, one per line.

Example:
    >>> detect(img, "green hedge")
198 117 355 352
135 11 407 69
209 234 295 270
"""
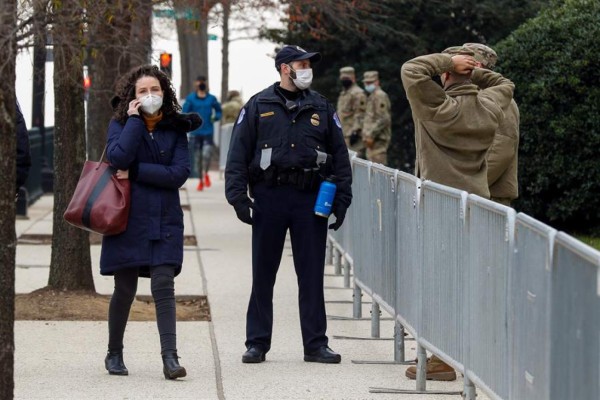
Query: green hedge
495 0 600 232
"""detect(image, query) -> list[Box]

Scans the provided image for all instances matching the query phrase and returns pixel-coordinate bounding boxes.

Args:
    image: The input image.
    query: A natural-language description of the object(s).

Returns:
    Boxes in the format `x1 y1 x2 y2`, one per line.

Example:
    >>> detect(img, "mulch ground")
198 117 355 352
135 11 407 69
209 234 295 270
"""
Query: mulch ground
15 287 211 321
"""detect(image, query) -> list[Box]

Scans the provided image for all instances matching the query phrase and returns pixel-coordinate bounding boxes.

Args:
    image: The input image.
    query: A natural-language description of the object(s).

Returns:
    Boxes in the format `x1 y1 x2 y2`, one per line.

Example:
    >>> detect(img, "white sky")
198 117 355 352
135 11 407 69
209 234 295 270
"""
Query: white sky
15 6 284 127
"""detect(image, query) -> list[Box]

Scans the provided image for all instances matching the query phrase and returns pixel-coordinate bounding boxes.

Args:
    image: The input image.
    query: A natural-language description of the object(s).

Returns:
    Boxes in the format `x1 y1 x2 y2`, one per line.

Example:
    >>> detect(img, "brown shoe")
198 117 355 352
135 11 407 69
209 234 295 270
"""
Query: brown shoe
405 355 456 381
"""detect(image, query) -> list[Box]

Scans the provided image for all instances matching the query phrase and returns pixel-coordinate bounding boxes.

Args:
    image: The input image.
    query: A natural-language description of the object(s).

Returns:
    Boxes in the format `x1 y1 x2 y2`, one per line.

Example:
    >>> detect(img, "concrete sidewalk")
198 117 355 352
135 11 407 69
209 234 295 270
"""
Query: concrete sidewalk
14 177 482 399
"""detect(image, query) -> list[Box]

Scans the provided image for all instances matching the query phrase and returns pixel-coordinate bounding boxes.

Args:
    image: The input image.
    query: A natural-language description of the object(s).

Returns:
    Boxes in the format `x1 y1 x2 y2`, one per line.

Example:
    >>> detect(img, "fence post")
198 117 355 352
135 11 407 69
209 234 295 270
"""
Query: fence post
325 238 333 265
394 320 405 362
353 285 362 319
463 374 477 400
333 248 342 275
343 256 351 288
416 344 427 391
371 301 380 338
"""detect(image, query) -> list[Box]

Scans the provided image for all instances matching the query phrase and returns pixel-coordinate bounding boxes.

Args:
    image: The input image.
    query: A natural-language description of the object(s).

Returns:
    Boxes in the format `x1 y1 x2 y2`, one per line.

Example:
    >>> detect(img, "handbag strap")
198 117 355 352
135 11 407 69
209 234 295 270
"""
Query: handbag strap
99 146 108 162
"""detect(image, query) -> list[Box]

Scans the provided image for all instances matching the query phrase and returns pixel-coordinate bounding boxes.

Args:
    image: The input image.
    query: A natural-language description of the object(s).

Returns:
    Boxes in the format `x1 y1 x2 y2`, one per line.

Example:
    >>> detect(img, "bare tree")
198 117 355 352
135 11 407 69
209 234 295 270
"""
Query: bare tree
220 0 231 103
0 1 18 396
86 0 153 162
175 0 219 97
48 2 94 291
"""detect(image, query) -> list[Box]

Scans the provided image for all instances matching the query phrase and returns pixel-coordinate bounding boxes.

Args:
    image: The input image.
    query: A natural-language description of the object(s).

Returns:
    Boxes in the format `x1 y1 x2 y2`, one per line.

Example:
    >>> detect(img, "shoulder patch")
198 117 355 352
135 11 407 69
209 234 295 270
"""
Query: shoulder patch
237 108 246 124
333 112 342 129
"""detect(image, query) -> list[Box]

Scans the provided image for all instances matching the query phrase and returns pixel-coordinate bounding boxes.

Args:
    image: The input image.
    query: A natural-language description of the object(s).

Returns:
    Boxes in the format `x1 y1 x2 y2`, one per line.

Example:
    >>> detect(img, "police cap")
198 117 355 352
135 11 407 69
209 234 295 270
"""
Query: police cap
275 45 322 70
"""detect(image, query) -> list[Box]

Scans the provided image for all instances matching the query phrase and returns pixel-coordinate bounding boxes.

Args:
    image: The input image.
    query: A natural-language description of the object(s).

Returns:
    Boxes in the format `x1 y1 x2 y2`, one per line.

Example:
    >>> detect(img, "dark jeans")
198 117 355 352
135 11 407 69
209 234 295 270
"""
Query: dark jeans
190 135 214 178
108 265 177 353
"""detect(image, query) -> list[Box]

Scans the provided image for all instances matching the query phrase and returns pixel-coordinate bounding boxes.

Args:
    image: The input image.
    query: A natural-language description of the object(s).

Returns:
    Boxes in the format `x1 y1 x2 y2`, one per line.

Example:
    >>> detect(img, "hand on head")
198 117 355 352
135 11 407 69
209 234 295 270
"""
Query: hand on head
451 55 477 75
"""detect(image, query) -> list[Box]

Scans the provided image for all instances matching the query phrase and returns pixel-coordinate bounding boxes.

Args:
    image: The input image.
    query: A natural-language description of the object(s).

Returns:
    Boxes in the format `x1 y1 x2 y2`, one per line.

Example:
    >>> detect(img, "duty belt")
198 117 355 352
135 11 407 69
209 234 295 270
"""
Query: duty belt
255 166 323 191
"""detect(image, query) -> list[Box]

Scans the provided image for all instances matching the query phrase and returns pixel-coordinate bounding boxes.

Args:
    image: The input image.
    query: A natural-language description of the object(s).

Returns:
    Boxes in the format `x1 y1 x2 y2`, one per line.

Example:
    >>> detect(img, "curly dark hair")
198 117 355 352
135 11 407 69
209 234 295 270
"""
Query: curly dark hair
112 65 181 124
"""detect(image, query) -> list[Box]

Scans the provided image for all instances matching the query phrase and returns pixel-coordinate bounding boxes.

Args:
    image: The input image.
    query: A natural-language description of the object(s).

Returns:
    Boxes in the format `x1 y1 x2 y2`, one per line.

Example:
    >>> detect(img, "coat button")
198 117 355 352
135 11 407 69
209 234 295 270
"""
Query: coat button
264 144 268 148
166 233 172 238
291 143 295 148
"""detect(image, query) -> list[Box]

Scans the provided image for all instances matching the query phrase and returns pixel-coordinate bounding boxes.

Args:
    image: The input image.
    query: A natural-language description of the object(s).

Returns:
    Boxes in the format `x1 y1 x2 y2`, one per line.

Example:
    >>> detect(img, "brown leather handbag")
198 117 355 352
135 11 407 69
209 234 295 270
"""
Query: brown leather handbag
63 148 130 236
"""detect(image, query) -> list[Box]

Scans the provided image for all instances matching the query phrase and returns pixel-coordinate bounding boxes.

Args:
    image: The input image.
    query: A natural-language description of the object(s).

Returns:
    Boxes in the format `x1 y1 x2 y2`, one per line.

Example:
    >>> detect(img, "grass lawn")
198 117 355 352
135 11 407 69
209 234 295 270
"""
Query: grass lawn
574 235 600 251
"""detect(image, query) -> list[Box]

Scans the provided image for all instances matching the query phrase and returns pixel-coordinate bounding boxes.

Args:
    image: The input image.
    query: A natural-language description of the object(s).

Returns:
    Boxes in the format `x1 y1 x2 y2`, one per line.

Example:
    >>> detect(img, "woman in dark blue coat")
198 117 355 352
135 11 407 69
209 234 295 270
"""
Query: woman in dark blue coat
101 65 201 380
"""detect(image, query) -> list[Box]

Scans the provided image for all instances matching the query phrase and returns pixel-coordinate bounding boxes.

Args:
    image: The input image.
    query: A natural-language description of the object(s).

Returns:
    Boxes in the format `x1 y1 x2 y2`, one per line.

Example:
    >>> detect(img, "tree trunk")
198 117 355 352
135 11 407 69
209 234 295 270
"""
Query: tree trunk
0 1 17 397
86 1 135 162
176 0 216 98
49 3 94 292
220 0 230 103
128 0 153 67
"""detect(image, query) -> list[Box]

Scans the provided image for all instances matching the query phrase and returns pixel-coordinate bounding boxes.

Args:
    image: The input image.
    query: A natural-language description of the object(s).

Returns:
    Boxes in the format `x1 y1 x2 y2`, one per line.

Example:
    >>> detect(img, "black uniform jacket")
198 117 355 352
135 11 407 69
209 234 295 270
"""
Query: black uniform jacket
225 83 352 209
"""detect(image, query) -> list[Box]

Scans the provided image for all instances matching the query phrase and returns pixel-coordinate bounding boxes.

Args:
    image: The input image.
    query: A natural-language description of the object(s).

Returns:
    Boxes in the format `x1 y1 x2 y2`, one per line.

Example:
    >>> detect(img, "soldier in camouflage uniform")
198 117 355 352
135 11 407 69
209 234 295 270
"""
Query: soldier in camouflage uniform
463 43 520 206
336 66 367 156
361 71 391 165
221 90 244 125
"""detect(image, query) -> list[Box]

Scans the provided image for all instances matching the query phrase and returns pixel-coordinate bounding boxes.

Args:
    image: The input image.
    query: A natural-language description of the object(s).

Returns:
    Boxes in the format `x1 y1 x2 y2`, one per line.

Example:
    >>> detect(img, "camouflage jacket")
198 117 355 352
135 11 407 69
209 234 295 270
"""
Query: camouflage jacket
336 84 366 136
221 96 244 125
362 87 391 145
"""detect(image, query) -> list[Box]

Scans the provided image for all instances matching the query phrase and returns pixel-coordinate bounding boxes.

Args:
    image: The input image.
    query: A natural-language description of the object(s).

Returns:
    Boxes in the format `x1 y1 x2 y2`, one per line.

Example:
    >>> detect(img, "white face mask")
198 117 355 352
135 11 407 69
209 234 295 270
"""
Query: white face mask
289 65 313 90
140 94 163 115
365 84 376 93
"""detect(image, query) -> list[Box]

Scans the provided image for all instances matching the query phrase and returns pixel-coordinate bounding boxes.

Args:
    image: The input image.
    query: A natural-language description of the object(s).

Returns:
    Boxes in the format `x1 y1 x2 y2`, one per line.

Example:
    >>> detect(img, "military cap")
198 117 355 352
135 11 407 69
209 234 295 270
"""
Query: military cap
463 43 498 70
363 71 379 83
442 46 475 56
275 45 321 70
339 66 355 78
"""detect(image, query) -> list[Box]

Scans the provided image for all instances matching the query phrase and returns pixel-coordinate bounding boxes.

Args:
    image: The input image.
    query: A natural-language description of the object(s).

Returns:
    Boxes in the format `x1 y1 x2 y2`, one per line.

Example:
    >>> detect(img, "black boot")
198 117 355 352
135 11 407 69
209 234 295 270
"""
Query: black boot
162 352 187 380
105 350 128 375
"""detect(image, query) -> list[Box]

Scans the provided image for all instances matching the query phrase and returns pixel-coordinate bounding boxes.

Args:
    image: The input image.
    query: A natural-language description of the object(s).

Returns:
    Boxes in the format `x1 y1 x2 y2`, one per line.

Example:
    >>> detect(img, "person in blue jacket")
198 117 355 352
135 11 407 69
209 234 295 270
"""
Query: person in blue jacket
182 75 222 190
225 45 352 364
102 65 201 380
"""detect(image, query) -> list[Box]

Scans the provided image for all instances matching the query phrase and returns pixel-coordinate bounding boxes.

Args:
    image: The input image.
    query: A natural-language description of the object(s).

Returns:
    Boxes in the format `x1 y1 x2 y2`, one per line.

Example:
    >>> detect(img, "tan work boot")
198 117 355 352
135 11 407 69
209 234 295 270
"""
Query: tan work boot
405 355 457 381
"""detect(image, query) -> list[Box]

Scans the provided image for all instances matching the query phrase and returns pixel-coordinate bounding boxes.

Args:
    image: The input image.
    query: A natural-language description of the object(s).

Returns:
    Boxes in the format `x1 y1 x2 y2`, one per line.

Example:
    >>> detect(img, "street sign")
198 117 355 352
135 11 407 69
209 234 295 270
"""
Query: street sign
153 8 199 20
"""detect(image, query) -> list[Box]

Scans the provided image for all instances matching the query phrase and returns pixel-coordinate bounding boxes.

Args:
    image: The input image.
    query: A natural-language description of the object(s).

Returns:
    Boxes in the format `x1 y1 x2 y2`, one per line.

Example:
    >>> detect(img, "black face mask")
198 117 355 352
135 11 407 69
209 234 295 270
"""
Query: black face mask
341 79 353 89
198 83 207 91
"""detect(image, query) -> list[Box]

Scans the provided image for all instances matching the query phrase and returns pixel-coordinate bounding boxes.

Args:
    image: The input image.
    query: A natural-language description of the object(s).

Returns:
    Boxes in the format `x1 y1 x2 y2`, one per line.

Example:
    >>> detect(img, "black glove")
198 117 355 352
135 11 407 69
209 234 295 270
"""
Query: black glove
328 205 347 231
349 130 361 146
233 196 254 225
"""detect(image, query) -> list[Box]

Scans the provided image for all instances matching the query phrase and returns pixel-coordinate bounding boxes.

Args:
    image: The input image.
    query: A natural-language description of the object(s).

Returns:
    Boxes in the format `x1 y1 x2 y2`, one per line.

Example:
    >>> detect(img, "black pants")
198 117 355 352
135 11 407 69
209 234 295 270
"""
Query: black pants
108 265 177 353
246 183 329 353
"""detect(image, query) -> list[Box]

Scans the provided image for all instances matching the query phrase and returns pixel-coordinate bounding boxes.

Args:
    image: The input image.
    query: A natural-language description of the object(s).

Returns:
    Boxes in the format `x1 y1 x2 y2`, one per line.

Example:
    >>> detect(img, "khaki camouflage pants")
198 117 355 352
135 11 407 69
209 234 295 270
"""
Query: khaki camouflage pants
366 149 387 165
345 136 366 158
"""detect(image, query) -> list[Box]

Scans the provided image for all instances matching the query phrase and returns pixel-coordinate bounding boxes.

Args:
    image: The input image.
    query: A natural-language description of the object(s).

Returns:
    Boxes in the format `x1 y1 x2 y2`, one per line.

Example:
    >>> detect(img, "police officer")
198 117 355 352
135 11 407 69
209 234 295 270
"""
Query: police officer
361 71 392 165
225 45 352 364
463 43 520 206
336 66 367 156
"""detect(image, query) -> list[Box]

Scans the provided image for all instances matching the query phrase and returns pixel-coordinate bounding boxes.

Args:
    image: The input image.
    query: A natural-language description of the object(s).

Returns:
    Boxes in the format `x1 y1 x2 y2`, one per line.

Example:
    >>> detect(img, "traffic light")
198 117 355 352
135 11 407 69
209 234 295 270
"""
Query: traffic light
160 52 173 78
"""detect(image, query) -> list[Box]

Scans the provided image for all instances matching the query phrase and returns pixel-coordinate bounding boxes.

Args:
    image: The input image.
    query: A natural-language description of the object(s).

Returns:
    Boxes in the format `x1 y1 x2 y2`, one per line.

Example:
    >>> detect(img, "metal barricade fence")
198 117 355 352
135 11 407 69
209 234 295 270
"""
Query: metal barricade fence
418 181 467 373
465 195 515 400
395 172 422 338
369 164 398 316
327 156 600 399
549 233 600 400
348 159 374 300
510 214 555 400
219 123 234 173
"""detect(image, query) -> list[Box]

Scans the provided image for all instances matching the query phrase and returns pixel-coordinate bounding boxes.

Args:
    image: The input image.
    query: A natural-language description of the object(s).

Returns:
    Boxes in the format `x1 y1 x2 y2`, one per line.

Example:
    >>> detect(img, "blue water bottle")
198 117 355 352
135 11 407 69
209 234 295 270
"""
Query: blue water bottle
314 176 337 218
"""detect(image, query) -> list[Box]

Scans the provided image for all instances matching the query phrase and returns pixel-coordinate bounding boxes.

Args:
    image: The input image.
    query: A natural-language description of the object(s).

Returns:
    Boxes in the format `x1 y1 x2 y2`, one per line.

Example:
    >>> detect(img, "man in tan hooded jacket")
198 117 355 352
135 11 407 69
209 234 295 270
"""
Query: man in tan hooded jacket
401 48 515 199
400 48 514 381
